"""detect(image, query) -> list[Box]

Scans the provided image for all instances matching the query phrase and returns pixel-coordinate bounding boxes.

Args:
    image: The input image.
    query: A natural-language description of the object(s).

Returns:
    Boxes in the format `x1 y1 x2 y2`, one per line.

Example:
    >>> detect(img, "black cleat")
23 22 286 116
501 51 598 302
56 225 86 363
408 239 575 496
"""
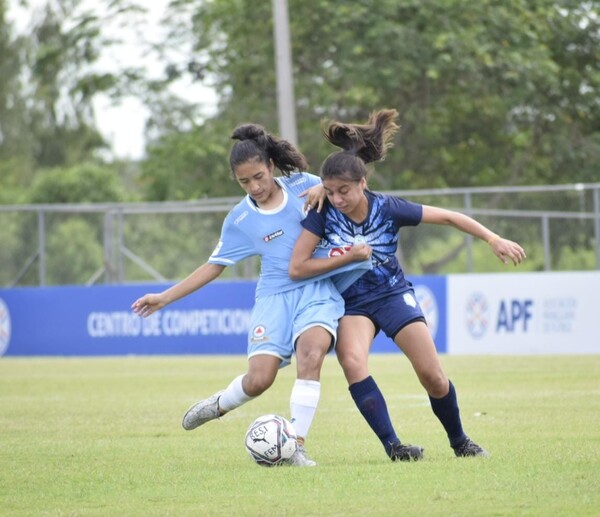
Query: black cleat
453 438 489 457
389 442 424 462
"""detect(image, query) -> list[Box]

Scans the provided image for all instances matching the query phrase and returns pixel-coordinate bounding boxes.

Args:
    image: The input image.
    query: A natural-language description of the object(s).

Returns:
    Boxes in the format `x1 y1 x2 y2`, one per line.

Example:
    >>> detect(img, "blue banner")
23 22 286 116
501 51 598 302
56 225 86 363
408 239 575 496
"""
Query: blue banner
0 276 446 357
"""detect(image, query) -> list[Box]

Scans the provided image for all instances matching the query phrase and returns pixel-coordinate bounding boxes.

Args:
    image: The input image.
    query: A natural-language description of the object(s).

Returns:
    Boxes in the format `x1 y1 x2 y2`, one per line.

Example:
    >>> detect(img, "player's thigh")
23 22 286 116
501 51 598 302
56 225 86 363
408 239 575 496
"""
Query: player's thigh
336 315 376 383
394 321 448 395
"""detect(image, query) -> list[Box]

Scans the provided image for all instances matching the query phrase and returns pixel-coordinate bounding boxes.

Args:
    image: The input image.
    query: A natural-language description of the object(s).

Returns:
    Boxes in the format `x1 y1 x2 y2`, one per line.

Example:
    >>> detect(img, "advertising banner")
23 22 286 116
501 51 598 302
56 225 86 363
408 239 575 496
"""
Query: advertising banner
0 276 447 357
447 271 600 354
0 282 255 356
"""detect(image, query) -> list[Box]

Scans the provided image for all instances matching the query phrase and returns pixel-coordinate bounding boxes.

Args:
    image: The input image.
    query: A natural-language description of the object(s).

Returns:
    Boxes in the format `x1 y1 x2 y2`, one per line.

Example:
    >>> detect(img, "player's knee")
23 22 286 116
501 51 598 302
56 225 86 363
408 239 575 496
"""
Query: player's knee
420 370 448 397
243 373 275 397
337 351 366 378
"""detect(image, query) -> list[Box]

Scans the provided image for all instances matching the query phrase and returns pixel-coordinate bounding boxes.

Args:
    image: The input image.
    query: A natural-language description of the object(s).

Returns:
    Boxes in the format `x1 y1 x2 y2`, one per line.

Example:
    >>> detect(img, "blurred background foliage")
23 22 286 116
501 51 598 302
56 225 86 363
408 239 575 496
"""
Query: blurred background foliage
0 0 598 284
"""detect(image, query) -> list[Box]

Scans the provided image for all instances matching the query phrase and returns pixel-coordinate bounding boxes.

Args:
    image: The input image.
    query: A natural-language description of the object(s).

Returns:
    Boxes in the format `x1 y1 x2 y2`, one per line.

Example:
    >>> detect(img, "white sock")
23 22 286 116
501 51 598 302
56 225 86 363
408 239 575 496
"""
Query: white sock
218 374 254 412
290 379 321 441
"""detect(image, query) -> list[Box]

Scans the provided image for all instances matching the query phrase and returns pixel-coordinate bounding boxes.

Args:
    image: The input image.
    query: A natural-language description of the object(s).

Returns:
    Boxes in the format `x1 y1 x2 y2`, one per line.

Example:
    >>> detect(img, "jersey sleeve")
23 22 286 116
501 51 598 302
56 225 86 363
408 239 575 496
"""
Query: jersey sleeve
208 213 256 266
301 204 326 237
387 196 423 227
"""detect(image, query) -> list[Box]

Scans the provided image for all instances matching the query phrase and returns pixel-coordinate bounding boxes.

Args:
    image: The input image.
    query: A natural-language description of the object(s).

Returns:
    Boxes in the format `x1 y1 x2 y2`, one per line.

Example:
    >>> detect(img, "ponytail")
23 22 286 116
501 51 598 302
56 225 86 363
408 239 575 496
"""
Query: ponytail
321 109 399 181
230 124 308 177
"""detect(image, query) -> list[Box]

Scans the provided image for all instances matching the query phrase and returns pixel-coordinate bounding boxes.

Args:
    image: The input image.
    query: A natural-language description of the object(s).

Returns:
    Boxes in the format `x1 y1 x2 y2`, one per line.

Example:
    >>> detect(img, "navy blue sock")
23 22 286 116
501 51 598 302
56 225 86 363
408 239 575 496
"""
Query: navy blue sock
429 380 467 447
349 376 399 456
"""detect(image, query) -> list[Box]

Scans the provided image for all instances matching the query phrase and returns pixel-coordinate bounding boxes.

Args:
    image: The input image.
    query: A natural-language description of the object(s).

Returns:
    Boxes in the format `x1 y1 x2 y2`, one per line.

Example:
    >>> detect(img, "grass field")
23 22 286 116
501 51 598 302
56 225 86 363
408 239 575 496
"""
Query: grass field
1 354 599 516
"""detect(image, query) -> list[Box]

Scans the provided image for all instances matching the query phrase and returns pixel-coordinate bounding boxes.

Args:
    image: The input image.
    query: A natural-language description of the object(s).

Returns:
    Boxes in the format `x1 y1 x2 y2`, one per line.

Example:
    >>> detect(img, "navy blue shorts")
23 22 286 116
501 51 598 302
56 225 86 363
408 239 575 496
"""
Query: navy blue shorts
345 288 425 340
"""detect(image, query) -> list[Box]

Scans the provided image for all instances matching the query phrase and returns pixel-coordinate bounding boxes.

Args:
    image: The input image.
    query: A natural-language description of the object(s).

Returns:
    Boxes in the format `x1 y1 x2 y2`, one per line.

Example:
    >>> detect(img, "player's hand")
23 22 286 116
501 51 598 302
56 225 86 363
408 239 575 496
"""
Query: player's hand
488 237 526 266
300 184 326 213
349 243 372 262
131 293 167 318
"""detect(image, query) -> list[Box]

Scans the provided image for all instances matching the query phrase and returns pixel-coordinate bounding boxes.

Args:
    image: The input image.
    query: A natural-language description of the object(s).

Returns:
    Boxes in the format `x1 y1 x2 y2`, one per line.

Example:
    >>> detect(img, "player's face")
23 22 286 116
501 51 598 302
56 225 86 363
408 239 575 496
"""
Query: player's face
234 159 276 203
322 176 367 217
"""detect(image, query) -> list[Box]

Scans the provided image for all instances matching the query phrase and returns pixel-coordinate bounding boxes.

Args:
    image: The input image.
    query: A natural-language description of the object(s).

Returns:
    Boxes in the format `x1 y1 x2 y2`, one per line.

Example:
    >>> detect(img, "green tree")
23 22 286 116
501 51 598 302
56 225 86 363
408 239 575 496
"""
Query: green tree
28 163 125 204
142 0 599 198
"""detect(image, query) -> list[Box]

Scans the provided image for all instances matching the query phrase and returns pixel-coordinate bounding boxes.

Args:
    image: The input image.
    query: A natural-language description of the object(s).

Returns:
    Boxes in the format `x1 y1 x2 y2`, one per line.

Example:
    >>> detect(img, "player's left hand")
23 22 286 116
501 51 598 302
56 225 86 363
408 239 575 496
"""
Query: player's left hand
489 237 527 266
300 184 326 213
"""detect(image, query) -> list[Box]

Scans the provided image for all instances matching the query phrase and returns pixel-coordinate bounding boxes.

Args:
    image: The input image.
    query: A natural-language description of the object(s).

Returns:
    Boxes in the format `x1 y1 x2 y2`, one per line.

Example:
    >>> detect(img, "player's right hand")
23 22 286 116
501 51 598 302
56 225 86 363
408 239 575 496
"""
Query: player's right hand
131 293 166 318
349 243 372 262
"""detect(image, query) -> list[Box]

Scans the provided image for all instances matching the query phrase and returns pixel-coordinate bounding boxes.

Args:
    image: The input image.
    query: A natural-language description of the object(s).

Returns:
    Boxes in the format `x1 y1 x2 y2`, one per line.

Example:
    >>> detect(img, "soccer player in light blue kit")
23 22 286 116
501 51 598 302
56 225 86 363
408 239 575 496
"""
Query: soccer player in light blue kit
290 109 526 461
132 123 370 466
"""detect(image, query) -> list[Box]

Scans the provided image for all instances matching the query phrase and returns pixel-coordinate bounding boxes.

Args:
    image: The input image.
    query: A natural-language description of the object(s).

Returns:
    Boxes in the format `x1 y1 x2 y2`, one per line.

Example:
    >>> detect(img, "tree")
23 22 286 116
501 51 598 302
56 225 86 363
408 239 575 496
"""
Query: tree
142 0 599 199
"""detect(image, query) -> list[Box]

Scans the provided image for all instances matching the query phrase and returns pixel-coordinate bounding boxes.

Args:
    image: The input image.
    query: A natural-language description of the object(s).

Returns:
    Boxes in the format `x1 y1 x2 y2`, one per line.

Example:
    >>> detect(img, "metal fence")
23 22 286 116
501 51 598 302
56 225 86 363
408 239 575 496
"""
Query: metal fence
1 183 599 287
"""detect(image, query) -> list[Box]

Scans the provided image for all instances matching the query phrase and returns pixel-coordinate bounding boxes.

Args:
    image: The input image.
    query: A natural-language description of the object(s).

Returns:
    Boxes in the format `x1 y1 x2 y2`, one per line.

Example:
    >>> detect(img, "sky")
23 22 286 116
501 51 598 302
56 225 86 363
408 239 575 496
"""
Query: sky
8 0 217 160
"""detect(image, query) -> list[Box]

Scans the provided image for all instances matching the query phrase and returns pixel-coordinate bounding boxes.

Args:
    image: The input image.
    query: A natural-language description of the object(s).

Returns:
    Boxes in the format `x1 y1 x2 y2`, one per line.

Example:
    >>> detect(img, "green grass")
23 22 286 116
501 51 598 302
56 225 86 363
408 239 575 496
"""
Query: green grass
1 355 599 516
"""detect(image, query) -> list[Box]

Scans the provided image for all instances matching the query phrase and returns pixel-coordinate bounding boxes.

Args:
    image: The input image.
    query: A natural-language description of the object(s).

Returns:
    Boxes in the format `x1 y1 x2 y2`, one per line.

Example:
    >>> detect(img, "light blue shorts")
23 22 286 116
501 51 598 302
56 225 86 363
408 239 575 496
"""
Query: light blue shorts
247 279 344 367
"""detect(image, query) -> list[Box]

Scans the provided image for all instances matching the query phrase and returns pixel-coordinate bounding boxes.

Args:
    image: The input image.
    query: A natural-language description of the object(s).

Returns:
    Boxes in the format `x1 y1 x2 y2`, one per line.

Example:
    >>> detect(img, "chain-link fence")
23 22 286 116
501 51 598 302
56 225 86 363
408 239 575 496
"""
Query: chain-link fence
1 183 599 287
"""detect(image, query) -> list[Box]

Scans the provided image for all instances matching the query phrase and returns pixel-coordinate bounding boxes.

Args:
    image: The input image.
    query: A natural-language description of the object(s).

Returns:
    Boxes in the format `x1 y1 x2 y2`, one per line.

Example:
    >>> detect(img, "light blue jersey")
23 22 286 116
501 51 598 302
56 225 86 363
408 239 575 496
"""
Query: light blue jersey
209 172 369 297
208 172 370 364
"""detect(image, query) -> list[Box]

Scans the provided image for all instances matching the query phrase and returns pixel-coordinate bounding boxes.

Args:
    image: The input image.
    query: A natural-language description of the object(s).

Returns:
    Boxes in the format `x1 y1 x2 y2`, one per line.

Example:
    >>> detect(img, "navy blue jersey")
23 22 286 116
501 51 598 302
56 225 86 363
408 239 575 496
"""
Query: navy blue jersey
302 190 423 306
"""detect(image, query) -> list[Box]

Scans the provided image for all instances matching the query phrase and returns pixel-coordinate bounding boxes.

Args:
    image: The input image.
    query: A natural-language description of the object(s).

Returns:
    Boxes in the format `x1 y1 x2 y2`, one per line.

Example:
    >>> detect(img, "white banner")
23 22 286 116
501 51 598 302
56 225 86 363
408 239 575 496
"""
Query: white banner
447 271 600 354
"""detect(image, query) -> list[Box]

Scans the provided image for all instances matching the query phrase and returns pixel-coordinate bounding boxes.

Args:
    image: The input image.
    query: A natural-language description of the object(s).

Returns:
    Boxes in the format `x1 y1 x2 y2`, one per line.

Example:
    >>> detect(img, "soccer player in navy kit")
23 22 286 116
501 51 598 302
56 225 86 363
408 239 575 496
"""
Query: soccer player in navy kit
132 123 370 466
289 109 526 460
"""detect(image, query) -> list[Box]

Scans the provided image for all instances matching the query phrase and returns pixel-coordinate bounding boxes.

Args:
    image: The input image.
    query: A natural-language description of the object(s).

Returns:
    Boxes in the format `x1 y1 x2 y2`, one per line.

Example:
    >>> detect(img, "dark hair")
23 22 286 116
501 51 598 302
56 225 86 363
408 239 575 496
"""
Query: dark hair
229 124 308 177
320 109 399 181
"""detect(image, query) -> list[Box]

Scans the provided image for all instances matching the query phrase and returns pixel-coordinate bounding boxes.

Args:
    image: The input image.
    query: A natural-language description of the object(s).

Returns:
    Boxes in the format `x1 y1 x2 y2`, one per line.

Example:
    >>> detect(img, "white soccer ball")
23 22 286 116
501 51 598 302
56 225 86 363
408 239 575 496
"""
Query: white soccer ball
245 414 298 467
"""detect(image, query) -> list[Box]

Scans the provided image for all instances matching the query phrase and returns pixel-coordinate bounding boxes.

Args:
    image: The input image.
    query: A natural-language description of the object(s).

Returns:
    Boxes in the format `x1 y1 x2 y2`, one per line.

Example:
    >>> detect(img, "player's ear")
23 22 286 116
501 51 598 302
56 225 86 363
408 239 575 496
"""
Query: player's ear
268 159 275 173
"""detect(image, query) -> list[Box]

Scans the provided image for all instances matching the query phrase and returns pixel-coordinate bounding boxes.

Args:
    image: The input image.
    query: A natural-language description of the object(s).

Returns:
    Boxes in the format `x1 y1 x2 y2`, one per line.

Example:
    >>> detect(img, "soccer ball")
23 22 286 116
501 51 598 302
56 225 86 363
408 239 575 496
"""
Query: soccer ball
245 414 298 467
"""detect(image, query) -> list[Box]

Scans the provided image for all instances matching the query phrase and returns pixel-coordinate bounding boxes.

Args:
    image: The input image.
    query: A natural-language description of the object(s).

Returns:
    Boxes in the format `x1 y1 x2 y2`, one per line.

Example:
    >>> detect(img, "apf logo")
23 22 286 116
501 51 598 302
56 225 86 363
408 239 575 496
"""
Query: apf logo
466 292 489 339
414 285 438 338
0 298 11 356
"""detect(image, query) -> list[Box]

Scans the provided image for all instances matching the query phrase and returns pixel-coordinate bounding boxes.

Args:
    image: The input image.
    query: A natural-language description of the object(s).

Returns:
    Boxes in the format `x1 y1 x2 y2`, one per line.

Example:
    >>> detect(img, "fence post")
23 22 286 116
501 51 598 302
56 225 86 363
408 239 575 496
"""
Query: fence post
542 215 551 271
465 192 473 272
594 187 600 270
38 210 46 286
103 211 115 283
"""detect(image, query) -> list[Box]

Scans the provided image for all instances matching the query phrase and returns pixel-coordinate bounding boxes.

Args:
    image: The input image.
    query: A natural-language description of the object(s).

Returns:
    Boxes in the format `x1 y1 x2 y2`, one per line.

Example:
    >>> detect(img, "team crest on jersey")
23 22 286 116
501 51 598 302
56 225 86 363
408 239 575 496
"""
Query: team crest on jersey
250 325 268 343
263 229 284 242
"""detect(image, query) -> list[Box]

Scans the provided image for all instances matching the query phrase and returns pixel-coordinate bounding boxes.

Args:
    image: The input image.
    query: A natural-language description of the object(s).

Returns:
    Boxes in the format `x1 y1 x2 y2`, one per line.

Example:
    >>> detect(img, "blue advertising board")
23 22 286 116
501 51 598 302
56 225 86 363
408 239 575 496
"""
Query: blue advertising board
0 276 447 357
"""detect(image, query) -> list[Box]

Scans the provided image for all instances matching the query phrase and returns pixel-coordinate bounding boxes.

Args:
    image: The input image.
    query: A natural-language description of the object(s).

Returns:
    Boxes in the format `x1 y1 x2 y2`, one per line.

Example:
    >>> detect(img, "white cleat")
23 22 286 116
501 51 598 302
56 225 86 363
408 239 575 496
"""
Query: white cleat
282 445 317 467
182 390 224 431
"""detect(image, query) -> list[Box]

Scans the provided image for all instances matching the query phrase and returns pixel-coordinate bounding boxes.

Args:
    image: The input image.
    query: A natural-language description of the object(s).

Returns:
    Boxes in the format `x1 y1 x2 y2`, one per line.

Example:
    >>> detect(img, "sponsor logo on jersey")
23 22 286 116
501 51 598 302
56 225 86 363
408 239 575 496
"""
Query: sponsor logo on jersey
234 211 249 225
250 325 269 343
328 246 351 257
263 229 284 242
0 298 11 356
288 177 307 187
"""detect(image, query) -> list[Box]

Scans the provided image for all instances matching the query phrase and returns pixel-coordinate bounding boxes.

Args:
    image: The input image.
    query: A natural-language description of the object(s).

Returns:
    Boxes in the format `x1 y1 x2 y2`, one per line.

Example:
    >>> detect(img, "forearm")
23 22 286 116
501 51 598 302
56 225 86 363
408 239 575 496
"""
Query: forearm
289 254 354 280
449 212 497 242
162 262 225 304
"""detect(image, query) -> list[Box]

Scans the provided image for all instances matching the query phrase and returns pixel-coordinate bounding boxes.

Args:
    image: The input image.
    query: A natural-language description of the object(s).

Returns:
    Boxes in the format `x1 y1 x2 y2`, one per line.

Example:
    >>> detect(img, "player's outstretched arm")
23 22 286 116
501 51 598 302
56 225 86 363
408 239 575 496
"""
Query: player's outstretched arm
131 262 226 318
421 205 526 266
